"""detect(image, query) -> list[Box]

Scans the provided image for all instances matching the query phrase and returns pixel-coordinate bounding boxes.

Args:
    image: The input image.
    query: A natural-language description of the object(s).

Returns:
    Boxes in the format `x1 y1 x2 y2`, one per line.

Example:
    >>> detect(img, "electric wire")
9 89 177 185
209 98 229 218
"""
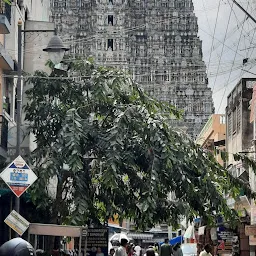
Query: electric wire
8 0 256 115
200 0 213 34
216 0 248 114
6 3 249 58
206 0 221 76
211 1 234 93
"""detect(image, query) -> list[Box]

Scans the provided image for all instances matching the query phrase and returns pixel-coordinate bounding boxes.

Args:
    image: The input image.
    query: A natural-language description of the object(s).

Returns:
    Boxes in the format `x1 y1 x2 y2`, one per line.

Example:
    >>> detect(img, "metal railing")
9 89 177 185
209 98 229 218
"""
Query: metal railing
0 114 8 150
0 0 11 24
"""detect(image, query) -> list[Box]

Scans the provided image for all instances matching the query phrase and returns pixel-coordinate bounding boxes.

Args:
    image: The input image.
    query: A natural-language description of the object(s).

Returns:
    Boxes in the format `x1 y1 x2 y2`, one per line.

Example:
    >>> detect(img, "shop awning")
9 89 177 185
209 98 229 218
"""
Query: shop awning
169 236 183 245
127 233 154 240
108 224 127 230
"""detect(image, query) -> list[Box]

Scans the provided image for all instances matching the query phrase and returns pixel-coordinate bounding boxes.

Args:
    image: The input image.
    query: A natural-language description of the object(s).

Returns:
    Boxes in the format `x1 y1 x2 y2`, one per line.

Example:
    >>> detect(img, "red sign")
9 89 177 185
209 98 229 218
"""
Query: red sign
218 241 225 250
10 185 28 197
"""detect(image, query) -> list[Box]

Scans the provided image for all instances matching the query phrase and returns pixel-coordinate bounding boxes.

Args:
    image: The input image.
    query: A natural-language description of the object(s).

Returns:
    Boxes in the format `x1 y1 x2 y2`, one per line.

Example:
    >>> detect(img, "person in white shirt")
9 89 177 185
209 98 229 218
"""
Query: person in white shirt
115 239 128 256
199 244 212 256
134 244 142 256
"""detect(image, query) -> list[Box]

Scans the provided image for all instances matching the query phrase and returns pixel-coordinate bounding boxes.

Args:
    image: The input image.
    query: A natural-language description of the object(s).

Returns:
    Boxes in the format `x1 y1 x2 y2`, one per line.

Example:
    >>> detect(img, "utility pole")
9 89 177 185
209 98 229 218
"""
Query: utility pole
13 19 68 238
14 20 22 216
232 0 256 24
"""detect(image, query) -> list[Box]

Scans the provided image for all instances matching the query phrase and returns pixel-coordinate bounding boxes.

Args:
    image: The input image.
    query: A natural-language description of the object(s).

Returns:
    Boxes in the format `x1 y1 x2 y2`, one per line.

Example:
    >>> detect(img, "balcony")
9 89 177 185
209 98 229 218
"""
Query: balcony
0 114 8 159
0 42 13 70
0 0 11 34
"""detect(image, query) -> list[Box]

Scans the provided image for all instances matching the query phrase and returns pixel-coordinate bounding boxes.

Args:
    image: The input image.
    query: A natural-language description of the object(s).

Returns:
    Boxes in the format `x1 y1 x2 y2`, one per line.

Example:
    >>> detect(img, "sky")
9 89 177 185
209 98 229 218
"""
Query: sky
193 0 256 113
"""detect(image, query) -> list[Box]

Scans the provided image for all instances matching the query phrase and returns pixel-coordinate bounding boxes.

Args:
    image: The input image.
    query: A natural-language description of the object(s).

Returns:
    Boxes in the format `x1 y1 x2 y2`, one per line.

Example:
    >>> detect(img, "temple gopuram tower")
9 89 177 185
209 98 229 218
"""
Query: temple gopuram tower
51 0 214 138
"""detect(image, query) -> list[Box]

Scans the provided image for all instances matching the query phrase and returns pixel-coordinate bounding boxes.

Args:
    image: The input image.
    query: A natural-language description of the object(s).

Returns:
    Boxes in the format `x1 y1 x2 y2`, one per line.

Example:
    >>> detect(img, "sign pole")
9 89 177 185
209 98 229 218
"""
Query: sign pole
79 227 82 256
84 228 88 256
14 19 23 218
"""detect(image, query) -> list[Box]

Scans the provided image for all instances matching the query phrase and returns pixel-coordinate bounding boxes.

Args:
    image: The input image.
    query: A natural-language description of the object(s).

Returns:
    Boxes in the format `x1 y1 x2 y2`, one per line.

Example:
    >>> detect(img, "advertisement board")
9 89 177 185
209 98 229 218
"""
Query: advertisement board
217 226 237 255
0 155 37 197
4 210 30 236
83 228 108 256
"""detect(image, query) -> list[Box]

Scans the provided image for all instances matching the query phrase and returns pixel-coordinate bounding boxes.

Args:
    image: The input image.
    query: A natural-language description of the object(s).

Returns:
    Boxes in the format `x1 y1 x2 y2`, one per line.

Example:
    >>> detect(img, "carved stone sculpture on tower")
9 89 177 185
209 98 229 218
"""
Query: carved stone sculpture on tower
50 0 213 138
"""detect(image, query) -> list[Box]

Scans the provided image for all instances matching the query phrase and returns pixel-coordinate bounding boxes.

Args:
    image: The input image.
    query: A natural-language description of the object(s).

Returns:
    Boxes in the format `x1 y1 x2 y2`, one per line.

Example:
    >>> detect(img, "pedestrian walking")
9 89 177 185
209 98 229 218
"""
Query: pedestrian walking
115 238 129 256
96 247 105 256
127 243 136 256
199 244 212 256
153 243 159 253
160 239 173 256
134 243 142 256
146 248 156 256
173 243 183 256
147 246 159 256
109 248 115 256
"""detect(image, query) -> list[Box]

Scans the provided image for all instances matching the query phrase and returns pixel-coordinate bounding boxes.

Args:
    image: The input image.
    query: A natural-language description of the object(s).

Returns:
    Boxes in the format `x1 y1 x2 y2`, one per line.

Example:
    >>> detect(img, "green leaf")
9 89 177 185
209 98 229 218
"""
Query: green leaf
22 57 255 229
3 0 11 5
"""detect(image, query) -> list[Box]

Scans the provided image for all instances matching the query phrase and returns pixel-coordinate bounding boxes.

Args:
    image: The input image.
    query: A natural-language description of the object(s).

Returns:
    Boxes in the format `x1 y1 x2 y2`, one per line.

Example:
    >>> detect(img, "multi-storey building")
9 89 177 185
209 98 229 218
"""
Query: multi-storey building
226 78 256 180
0 0 52 245
0 0 13 163
50 0 214 139
225 78 256 256
196 114 226 166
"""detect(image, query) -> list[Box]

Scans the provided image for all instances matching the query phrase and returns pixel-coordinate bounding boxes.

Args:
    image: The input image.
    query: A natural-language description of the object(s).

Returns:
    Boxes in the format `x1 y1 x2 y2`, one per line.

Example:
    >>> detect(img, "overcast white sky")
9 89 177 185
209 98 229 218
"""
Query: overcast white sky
193 0 256 113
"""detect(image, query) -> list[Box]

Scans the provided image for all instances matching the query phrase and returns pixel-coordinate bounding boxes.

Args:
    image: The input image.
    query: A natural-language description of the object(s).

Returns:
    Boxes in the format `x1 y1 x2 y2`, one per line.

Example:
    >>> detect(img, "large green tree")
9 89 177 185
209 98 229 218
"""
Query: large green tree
24 59 253 229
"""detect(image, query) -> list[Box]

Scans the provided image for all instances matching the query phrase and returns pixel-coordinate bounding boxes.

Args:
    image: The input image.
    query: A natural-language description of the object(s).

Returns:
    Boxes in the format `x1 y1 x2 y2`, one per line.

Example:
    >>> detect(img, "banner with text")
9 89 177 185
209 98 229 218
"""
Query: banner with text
84 228 108 256
217 226 238 255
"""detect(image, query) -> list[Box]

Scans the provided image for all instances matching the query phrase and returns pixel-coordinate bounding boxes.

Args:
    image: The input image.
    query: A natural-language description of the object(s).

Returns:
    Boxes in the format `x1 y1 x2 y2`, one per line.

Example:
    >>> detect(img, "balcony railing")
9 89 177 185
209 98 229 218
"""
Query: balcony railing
0 114 8 150
0 0 11 24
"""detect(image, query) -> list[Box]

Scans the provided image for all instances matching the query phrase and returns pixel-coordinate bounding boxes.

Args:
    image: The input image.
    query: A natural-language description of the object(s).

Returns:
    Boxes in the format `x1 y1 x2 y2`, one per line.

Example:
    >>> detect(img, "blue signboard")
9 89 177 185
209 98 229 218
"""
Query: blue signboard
10 171 28 182
217 226 236 254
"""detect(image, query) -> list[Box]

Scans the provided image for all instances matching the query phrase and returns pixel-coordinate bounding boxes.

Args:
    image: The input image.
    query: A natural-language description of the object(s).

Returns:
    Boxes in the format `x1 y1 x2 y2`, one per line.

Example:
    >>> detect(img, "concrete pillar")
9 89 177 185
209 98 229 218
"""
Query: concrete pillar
168 226 172 240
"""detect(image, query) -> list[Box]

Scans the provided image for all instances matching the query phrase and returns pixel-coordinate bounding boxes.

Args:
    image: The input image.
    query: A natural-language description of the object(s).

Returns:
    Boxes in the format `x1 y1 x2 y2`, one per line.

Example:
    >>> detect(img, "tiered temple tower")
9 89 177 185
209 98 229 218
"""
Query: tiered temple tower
51 0 214 139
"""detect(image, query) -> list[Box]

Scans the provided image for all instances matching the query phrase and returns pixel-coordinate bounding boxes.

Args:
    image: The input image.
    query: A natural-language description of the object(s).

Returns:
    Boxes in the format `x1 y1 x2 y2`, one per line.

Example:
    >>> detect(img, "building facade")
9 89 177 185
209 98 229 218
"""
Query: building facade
196 114 226 166
0 0 52 245
225 78 256 256
0 0 14 162
50 0 214 139
226 78 256 181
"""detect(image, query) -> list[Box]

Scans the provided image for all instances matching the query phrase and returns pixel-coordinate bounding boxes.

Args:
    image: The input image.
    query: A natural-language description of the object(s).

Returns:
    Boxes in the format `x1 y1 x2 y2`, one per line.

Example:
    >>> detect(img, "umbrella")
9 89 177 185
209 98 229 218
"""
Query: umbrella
110 233 130 244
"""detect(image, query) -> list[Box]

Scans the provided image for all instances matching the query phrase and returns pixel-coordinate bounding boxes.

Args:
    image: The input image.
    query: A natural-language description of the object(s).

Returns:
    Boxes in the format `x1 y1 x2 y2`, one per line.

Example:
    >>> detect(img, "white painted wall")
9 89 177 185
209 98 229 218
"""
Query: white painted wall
6 0 50 63
4 0 52 160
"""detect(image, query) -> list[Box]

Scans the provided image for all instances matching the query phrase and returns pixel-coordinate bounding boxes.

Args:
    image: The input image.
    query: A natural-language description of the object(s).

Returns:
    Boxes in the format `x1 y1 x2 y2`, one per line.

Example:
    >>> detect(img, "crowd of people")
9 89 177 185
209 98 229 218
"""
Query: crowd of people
0 236 213 256
110 238 182 256
110 238 212 256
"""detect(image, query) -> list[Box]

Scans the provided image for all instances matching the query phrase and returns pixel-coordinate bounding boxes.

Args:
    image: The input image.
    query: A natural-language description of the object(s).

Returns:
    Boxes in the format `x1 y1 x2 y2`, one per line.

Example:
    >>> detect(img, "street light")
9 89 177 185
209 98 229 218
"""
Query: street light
43 35 69 65
14 20 69 221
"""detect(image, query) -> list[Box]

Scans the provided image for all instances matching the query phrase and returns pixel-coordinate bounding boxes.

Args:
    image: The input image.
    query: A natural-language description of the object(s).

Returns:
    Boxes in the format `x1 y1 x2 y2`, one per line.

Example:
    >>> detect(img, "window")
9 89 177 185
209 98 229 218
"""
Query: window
108 15 113 25
237 103 241 132
228 114 232 137
232 108 237 134
107 39 114 50
220 115 225 124
164 71 169 81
